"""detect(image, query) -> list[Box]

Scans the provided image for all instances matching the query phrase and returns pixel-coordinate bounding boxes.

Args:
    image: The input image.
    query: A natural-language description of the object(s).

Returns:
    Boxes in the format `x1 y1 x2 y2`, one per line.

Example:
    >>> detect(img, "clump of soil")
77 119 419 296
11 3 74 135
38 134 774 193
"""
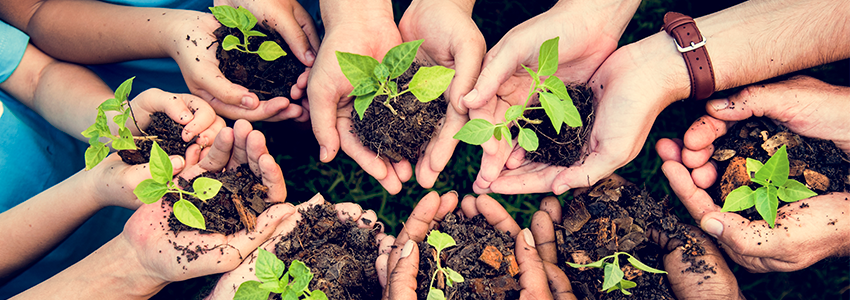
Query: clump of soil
415 213 521 300
709 118 850 221
274 202 382 300
214 21 305 100
119 112 196 164
516 83 595 167
553 178 710 300
350 62 448 164
165 164 269 236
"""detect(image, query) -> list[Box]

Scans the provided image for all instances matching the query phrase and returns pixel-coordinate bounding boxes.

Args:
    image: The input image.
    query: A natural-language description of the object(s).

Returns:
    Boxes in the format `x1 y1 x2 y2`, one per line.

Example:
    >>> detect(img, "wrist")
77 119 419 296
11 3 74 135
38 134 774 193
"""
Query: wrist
91 236 168 299
321 0 394 31
627 32 692 106
410 0 475 15
550 0 640 41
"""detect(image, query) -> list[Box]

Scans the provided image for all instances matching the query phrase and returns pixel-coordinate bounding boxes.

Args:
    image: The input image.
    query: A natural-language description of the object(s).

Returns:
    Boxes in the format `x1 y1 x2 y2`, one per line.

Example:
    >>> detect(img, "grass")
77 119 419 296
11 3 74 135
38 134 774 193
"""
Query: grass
262 0 850 299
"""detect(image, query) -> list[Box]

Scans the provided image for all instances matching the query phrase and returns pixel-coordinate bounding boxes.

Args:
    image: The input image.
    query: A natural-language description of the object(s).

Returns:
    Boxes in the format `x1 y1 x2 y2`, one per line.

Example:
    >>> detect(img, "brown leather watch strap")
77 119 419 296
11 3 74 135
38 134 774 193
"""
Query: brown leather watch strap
662 12 715 100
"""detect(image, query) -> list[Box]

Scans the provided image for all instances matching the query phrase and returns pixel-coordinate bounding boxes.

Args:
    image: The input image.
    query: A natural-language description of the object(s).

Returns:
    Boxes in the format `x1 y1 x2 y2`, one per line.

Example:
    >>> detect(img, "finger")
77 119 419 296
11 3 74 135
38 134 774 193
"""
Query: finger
515 228 554 300
506 147 527 170
227 203 296 253
475 195 521 238
376 161 403 195
435 191 459 222
683 115 730 152
291 70 310 100
228 119 253 170
539 196 562 223
269 5 316 67
447 37 486 114
655 138 684 163
392 160 413 183
184 145 201 167
182 94 218 142
531 211 557 265
259 154 287 203
416 108 464 188
293 5 320 55
460 194 479 217
388 191 441 274
358 210 378 229
489 163 561 194
661 225 741 300
376 253 389 289
691 161 718 190
207 97 299 122
463 46 517 109
181 127 234 179
699 212 781 259
545 261 577 300
196 116 227 151
387 240 419 300
245 130 269 176
550 152 620 195
682 143 714 170
379 235 396 255
306 68 343 163
661 160 719 221
335 203 364 223
187 64 258 109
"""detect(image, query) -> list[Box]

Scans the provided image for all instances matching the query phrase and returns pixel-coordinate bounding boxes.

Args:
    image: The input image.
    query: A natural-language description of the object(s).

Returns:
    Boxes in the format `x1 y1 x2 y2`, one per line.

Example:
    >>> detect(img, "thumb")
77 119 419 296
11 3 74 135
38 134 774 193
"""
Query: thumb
306 74 342 163
170 155 185 175
515 228 554 300
385 240 420 300
699 212 776 259
448 40 486 114
463 46 517 109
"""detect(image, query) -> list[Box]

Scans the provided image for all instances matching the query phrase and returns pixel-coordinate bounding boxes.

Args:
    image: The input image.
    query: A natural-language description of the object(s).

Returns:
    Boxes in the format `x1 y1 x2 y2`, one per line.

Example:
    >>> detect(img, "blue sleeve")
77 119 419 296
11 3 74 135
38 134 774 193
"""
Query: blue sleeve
0 21 29 84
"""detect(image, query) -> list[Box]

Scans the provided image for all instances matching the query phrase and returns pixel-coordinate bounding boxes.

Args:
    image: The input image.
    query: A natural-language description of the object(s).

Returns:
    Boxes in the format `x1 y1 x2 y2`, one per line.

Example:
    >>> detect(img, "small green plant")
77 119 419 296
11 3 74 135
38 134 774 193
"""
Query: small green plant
133 141 222 230
209 5 287 61
82 77 143 170
335 40 456 120
233 249 328 300
721 145 817 228
566 251 666 295
426 230 465 300
453 37 581 152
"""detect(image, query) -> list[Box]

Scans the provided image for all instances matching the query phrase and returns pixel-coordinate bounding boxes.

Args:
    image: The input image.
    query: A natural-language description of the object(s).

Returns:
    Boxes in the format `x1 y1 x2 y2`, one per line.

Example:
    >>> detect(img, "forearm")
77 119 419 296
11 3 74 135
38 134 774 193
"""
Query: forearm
10 235 166 300
551 0 641 41
0 171 102 282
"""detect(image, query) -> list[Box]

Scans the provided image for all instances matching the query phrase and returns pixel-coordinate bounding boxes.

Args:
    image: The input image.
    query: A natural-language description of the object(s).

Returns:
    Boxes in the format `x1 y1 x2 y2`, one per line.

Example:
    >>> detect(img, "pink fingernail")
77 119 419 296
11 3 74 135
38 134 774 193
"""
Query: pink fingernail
710 98 729 111
522 228 535 248
401 240 415 258
703 218 724 238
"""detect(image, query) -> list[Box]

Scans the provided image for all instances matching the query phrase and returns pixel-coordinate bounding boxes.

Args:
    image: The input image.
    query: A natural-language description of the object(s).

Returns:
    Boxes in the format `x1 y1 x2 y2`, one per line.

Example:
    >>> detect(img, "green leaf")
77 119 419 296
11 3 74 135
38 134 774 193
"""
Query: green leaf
409 66 455 102
243 30 267 38
746 158 764 175
192 177 222 201
256 249 285 283
521 64 540 87
566 259 605 269
111 127 136 150
602 262 624 291
427 288 446 300
454 119 495 145
538 37 559 77
259 281 285 294
538 92 566 134
353 92 376 120
427 230 456 252
754 186 779 228
173 199 206 230
305 290 328 300
209 5 241 28
256 41 287 61
542 75 569 101
625 254 666 274
234 281 271 300
113 77 135 102
620 279 637 290
134 179 168 204
755 145 789 186
89 108 111 138
149 141 173 184
349 82 378 97
505 105 524 121
84 143 109 170
336 51 380 89
222 35 241 51
778 179 817 202
288 259 313 293
388 80 398 96
562 97 583 128
443 267 465 286
374 63 390 80
112 109 130 131
382 40 423 79
280 288 299 300
721 186 757 212
99 98 123 112
236 6 257 31
518 128 539 152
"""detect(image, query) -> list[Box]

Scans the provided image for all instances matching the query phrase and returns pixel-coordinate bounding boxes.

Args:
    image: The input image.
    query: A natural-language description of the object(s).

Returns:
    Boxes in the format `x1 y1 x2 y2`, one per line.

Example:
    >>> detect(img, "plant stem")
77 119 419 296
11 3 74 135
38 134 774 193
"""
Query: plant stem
383 99 399 115
126 100 149 136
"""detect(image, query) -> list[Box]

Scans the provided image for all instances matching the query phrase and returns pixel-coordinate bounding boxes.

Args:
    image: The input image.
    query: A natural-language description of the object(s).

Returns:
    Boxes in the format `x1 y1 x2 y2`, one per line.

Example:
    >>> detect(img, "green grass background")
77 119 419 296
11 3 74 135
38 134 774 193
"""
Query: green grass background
261 0 850 299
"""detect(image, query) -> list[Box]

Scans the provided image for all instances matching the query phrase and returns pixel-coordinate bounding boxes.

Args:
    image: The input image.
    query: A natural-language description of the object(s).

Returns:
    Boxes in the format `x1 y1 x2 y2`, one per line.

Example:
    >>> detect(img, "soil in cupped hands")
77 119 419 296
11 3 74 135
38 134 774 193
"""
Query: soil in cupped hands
273 202 383 300
119 112 196 165
214 21 305 101
415 213 521 300
351 61 448 164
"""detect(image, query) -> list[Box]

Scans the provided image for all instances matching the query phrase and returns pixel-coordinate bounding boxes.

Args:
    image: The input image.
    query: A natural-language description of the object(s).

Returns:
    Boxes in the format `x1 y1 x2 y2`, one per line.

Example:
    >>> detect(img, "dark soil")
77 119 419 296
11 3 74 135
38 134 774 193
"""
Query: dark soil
119 112 196 164
350 62 448 164
214 21 305 100
516 83 594 167
274 202 382 300
164 164 269 236
709 118 850 221
415 213 521 300
554 178 710 300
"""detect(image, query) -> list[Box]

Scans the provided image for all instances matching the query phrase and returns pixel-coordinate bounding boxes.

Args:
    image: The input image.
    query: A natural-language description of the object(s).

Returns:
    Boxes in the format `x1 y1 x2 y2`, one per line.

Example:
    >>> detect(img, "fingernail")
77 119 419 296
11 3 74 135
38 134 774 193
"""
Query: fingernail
401 240 415 258
319 146 328 161
462 89 478 105
307 193 325 205
170 156 185 170
703 218 724 238
710 98 729 111
447 190 458 197
305 50 316 64
554 184 570 195
241 96 255 109
522 228 535 248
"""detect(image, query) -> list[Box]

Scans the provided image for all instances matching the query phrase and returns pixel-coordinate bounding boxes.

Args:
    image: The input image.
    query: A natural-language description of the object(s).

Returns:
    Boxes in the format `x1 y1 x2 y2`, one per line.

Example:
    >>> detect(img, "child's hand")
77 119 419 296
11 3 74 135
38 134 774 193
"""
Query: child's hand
87 152 186 210
127 88 225 148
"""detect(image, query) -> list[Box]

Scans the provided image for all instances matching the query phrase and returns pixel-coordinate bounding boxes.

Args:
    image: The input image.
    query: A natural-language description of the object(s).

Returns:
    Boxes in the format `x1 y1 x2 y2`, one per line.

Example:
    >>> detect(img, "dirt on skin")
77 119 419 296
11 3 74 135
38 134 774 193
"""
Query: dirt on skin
214 21 305 100
165 164 269 236
274 202 383 300
415 213 521 300
554 178 711 300
119 112 196 165
516 83 595 167
709 118 850 221
350 61 448 164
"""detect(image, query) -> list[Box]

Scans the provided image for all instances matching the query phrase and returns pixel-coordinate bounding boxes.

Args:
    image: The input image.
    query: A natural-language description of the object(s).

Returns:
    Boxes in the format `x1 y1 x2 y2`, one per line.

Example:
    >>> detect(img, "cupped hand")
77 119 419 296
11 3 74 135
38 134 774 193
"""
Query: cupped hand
205 194 389 300
398 0 486 188
658 138 850 273
165 10 305 122
129 88 225 147
306 4 408 194
89 152 185 210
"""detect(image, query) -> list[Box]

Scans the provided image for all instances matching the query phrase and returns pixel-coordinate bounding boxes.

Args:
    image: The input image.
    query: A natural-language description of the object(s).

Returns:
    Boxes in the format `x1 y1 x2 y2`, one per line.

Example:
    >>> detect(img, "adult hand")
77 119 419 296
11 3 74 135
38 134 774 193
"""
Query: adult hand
205 194 390 300
306 0 407 194
398 0 486 188
165 11 306 122
382 193 558 299
466 0 641 193
657 138 850 273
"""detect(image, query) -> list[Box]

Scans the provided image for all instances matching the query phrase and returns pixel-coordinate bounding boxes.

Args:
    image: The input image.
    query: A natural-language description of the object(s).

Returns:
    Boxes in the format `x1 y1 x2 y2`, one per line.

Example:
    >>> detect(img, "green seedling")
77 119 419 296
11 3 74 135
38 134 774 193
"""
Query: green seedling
335 39 456 120
426 230 465 300
82 77 146 170
453 37 581 152
133 141 222 230
209 5 287 61
567 251 666 295
233 249 328 300
721 145 817 228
